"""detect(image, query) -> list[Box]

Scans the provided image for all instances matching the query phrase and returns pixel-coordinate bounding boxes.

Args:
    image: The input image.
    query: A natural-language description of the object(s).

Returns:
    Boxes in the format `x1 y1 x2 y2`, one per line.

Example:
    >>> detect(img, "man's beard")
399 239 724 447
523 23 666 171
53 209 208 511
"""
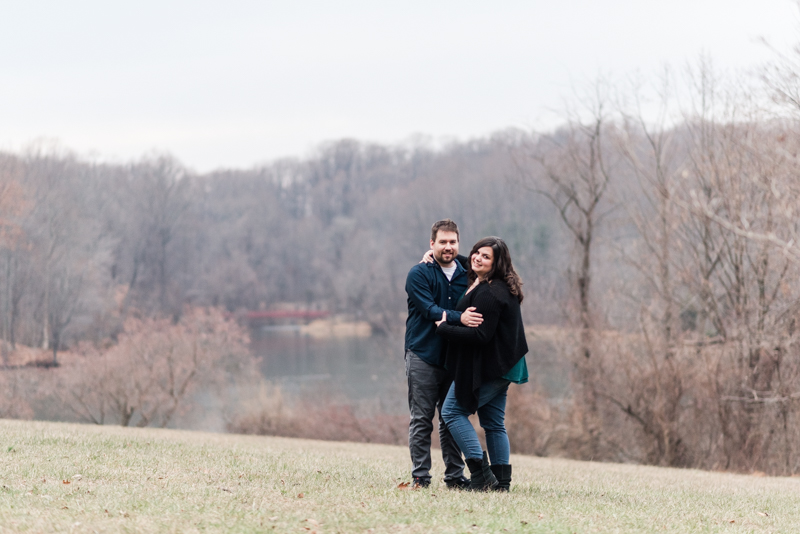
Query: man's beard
435 250 455 264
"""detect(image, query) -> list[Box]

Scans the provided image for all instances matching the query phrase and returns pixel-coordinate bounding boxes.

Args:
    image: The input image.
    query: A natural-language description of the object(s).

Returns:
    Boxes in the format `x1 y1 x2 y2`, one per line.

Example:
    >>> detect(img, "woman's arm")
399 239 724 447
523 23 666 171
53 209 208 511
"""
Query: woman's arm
436 286 503 344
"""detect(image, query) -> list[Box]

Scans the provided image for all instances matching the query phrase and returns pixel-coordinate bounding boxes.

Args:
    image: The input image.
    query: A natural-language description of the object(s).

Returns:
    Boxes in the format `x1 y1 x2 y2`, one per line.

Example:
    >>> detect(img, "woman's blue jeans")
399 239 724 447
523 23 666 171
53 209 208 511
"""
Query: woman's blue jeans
441 378 511 464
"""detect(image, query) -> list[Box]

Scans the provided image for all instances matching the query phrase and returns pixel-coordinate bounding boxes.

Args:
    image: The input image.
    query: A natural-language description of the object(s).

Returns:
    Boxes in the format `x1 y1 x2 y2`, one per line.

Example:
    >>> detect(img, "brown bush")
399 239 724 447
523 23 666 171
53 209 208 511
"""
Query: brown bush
534 324 800 475
505 383 571 457
55 307 256 427
228 381 408 445
0 369 34 420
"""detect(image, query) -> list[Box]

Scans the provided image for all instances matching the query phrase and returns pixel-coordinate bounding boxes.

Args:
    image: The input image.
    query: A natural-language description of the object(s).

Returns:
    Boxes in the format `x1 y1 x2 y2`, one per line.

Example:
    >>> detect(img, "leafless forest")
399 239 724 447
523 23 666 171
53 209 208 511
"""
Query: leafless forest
4 55 800 474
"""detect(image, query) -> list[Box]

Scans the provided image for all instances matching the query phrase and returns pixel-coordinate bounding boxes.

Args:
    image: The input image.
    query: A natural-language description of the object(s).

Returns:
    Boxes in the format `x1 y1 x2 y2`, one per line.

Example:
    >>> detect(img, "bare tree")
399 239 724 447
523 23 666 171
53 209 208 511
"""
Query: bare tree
679 69 800 471
20 149 115 364
0 155 29 363
609 72 692 466
118 155 192 316
512 86 617 458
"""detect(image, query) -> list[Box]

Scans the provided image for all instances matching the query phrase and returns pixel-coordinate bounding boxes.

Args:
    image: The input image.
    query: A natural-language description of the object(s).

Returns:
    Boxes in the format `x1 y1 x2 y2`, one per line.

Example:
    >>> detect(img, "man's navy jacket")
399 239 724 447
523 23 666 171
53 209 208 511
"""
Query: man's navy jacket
404 255 469 367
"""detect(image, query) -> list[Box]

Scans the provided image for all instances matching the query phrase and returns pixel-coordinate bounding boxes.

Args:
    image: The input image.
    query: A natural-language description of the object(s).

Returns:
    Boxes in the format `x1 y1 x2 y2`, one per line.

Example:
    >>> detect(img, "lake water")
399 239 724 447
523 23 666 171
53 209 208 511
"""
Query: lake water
250 325 409 414
249 325 570 414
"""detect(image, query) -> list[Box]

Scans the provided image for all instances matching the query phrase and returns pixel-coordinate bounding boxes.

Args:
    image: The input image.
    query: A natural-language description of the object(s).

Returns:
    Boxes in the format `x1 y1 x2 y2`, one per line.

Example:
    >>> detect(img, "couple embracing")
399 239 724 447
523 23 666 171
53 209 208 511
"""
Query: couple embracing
404 219 528 492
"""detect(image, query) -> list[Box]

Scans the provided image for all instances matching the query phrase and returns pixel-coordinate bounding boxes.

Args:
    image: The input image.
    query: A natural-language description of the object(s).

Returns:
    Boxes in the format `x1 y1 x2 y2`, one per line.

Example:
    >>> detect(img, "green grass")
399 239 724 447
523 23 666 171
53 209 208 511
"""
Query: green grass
0 419 797 533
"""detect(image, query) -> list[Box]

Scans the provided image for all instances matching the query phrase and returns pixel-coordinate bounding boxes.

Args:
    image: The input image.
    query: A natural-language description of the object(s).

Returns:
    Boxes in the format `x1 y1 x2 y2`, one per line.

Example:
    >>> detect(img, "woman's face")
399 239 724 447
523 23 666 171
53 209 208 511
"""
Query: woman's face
471 246 494 279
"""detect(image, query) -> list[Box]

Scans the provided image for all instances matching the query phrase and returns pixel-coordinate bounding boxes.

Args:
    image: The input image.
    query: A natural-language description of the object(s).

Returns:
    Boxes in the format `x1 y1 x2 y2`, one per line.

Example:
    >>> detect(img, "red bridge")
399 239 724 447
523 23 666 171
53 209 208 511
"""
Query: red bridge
244 310 330 322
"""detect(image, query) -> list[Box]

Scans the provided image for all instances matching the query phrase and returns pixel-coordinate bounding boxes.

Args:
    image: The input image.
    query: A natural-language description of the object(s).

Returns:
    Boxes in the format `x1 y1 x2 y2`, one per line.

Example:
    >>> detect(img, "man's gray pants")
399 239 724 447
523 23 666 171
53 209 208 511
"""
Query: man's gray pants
405 350 465 483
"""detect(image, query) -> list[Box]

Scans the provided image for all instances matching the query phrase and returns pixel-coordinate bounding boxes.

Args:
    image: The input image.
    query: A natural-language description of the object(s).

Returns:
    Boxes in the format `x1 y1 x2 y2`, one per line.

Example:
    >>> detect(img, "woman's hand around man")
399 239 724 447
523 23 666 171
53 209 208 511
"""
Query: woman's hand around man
461 307 482 327
422 248 482 328
436 307 482 328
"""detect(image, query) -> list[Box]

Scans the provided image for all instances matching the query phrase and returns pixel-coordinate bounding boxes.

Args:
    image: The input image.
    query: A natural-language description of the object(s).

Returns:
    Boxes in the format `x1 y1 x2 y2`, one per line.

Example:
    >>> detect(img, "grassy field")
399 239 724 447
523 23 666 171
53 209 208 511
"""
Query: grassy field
0 420 797 533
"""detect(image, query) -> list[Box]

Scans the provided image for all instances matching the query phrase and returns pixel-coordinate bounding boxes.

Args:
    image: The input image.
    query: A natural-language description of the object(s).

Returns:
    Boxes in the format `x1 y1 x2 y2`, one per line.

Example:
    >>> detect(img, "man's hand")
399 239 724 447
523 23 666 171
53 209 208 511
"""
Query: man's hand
460 307 483 327
420 250 434 263
435 311 446 327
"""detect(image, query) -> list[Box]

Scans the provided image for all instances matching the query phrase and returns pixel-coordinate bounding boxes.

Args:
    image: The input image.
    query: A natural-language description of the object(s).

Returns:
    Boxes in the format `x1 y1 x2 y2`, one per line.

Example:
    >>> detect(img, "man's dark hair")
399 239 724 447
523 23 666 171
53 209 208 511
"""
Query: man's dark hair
430 219 460 242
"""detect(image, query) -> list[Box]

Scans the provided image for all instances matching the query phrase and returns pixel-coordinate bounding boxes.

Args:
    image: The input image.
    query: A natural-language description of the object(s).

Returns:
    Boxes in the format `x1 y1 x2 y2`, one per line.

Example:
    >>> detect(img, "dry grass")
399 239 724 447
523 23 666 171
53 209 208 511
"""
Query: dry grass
0 419 798 533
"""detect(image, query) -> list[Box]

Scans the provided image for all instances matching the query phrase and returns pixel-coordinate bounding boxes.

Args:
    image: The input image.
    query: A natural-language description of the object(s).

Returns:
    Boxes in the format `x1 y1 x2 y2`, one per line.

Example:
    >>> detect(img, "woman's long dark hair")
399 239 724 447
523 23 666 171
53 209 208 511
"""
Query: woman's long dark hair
467 236 524 303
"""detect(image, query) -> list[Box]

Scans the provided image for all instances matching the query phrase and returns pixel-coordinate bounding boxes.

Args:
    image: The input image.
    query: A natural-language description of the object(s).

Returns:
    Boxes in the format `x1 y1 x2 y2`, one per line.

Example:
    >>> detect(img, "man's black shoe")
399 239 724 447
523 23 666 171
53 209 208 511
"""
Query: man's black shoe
412 477 431 489
445 475 470 490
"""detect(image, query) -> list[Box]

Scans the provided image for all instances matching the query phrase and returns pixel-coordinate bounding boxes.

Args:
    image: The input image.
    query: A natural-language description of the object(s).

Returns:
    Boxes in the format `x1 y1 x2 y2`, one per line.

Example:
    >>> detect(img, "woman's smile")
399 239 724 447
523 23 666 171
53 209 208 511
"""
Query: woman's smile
471 246 494 279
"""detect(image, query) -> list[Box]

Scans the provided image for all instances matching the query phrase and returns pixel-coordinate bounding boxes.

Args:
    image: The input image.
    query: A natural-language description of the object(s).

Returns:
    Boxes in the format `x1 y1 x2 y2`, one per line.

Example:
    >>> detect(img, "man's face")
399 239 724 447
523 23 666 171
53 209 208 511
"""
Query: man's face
430 230 459 267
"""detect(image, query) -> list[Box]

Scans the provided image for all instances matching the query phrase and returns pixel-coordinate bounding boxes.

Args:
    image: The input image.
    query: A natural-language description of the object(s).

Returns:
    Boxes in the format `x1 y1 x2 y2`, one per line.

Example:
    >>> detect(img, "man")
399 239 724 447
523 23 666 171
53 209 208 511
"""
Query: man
404 219 482 489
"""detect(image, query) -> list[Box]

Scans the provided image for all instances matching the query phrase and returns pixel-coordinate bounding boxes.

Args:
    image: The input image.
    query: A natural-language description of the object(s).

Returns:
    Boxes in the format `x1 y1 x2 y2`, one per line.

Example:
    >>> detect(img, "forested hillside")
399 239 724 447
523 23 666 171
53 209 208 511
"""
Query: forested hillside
0 135 566 360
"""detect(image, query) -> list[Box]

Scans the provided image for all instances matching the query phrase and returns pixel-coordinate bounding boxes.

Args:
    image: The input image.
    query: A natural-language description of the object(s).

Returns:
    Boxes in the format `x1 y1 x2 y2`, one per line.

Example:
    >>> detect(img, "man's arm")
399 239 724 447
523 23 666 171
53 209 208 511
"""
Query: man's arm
406 267 462 323
409 258 482 326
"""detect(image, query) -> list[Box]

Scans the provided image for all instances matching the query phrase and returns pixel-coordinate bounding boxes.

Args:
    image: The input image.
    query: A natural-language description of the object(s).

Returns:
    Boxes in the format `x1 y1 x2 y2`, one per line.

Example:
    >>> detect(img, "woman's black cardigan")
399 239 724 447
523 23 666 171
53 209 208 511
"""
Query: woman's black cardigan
436 279 528 412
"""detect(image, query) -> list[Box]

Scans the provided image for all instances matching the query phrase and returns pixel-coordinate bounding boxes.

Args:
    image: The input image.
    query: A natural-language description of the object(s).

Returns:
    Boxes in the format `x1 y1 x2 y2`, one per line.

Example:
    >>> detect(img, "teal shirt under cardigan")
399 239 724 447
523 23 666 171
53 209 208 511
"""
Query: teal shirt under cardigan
503 355 528 384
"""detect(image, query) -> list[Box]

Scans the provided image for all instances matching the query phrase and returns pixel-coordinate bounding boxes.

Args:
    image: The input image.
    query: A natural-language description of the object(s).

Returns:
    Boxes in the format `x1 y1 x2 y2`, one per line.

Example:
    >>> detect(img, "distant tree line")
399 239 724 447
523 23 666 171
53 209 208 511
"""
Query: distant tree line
0 134 566 364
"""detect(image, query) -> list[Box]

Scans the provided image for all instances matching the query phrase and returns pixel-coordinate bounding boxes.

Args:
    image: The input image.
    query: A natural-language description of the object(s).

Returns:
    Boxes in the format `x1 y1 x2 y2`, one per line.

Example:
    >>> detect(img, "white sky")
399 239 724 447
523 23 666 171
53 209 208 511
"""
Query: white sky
0 1 798 172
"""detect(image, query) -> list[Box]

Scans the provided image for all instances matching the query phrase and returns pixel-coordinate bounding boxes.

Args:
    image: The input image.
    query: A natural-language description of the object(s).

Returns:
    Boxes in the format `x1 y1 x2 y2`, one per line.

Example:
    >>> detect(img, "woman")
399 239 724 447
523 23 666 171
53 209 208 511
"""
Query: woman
435 236 528 491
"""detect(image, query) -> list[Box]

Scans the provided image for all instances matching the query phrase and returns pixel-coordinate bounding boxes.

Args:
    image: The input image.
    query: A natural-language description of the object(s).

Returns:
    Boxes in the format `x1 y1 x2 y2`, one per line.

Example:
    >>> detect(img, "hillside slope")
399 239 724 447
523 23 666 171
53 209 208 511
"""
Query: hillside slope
0 419 795 533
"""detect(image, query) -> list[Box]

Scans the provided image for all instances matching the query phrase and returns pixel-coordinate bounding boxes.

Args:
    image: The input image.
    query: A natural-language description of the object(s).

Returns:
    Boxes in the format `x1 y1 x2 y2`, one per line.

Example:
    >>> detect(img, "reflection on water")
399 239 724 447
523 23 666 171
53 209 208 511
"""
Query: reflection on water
185 326 571 432
250 325 408 414
249 325 571 415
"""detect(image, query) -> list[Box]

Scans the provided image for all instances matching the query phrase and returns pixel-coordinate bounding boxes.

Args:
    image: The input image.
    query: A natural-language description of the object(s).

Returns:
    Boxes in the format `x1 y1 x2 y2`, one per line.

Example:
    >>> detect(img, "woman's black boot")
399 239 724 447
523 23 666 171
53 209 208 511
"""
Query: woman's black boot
489 464 512 492
465 451 498 491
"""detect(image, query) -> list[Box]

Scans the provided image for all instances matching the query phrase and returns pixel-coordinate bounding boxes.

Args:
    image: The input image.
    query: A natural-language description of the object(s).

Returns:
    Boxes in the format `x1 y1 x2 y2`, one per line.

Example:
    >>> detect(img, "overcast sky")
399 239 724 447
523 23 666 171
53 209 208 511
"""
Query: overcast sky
0 1 798 172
